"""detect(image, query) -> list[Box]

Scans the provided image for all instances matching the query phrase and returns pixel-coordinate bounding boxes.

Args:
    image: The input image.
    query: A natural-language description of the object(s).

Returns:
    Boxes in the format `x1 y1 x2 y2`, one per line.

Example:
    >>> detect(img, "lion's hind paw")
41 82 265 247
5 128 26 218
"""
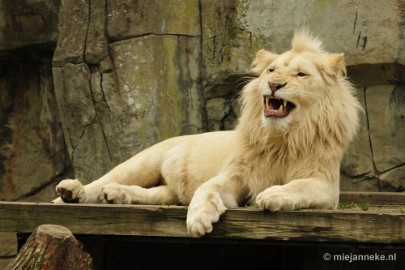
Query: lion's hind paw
55 179 85 203
102 183 132 204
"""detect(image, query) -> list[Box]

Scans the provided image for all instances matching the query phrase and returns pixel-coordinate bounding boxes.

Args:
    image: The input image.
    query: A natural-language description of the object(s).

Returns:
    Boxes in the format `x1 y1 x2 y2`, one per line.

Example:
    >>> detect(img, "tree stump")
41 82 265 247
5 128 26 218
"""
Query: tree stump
6 224 93 270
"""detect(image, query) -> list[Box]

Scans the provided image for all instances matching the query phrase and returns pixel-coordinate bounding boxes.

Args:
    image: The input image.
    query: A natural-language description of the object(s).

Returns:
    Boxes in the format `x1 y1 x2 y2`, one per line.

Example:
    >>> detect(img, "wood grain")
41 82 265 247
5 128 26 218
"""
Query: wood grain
0 192 404 244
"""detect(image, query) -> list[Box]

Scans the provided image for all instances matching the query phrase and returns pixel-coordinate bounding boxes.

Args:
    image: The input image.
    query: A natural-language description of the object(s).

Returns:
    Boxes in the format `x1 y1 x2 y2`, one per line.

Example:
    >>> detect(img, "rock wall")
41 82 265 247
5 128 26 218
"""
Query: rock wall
52 0 205 183
0 0 64 266
0 0 66 200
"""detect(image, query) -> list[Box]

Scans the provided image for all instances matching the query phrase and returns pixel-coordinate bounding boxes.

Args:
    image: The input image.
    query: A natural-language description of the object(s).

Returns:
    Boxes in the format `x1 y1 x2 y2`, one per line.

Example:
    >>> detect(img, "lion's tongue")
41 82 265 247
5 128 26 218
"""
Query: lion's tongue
264 96 290 118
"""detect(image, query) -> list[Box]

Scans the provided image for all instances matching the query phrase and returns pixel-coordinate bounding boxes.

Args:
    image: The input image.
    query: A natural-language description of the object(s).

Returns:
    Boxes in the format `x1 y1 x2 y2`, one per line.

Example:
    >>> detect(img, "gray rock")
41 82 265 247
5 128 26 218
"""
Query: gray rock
0 63 67 201
380 166 405 192
54 29 204 180
366 85 405 172
53 0 88 66
340 175 379 192
107 0 200 40
206 98 230 131
201 0 405 85
0 0 59 51
85 0 109 64
341 87 374 177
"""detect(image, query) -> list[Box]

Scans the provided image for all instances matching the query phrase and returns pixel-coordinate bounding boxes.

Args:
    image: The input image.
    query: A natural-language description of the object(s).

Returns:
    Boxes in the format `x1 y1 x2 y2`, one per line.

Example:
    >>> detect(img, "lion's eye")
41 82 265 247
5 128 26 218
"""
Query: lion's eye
268 68 275 73
297 72 307 77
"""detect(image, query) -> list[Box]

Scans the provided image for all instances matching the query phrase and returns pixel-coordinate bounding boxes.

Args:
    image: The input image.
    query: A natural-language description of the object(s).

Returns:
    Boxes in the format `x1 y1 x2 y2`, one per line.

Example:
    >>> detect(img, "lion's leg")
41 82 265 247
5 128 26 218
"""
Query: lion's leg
186 173 245 237
54 148 165 204
256 177 339 211
102 184 179 205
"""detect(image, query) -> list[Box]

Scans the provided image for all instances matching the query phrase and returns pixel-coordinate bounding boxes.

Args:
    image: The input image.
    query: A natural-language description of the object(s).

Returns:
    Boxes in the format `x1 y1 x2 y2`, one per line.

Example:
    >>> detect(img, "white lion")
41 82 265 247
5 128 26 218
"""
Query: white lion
54 30 361 237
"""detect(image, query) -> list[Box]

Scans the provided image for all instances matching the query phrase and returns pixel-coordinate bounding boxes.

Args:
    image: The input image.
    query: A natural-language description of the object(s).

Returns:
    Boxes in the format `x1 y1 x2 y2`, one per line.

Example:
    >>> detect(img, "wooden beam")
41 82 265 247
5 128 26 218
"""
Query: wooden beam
1 192 404 244
340 191 405 205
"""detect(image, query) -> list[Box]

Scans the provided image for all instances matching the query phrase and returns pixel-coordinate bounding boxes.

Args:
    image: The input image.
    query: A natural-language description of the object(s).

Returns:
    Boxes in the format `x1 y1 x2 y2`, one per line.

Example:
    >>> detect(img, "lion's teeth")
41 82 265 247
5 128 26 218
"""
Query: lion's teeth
283 100 287 108
278 105 283 113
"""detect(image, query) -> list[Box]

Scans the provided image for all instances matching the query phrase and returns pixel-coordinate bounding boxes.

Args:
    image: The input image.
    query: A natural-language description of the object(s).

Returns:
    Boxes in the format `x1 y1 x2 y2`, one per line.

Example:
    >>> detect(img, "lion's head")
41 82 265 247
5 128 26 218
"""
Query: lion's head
238 30 361 156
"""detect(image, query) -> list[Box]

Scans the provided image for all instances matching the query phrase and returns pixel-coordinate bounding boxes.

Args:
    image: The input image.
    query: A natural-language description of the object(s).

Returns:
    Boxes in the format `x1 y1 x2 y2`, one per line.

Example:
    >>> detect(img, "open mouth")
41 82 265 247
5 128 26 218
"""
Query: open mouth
263 95 296 118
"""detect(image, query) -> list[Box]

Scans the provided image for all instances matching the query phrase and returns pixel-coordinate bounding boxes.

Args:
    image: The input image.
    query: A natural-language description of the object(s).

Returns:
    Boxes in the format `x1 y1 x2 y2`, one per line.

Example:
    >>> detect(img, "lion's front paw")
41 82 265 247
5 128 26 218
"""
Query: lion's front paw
102 183 131 204
256 186 307 211
186 193 226 238
187 211 217 238
55 179 85 203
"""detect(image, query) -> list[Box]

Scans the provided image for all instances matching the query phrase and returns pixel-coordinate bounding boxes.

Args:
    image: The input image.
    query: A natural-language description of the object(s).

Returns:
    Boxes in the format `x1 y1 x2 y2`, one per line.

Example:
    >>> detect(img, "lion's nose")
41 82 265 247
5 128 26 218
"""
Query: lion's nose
268 82 287 94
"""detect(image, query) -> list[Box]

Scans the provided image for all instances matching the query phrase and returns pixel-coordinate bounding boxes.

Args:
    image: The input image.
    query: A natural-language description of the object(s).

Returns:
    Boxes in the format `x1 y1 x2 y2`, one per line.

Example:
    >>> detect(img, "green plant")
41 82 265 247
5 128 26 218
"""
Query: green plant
339 201 370 211
360 202 370 211
339 201 355 209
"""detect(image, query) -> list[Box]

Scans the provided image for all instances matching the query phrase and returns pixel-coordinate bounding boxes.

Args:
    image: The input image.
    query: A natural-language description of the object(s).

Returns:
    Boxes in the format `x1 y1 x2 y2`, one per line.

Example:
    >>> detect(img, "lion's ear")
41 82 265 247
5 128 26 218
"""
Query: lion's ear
251 49 278 75
328 53 346 76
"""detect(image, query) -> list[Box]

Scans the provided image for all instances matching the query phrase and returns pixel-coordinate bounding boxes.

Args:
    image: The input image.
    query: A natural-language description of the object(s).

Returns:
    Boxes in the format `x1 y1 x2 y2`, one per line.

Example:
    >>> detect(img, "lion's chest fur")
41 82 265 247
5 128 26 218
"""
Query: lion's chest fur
233 142 295 201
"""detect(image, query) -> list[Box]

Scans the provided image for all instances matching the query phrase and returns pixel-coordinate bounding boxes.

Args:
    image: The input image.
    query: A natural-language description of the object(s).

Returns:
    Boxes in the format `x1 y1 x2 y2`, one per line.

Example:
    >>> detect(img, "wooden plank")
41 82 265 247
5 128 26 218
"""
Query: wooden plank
0 202 188 237
215 208 405 243
340 191 405 205
0 193 404 244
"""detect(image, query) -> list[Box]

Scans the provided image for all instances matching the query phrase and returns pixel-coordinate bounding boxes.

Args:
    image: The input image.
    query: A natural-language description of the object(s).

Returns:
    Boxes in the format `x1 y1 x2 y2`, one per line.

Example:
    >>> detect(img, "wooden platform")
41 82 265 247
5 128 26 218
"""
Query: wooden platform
0 192 404 243
1 192 405 269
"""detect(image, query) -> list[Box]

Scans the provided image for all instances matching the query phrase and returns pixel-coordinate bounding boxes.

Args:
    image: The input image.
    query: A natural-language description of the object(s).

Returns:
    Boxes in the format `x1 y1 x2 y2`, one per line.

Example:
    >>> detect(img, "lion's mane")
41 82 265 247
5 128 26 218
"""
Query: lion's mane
235 30 362 200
